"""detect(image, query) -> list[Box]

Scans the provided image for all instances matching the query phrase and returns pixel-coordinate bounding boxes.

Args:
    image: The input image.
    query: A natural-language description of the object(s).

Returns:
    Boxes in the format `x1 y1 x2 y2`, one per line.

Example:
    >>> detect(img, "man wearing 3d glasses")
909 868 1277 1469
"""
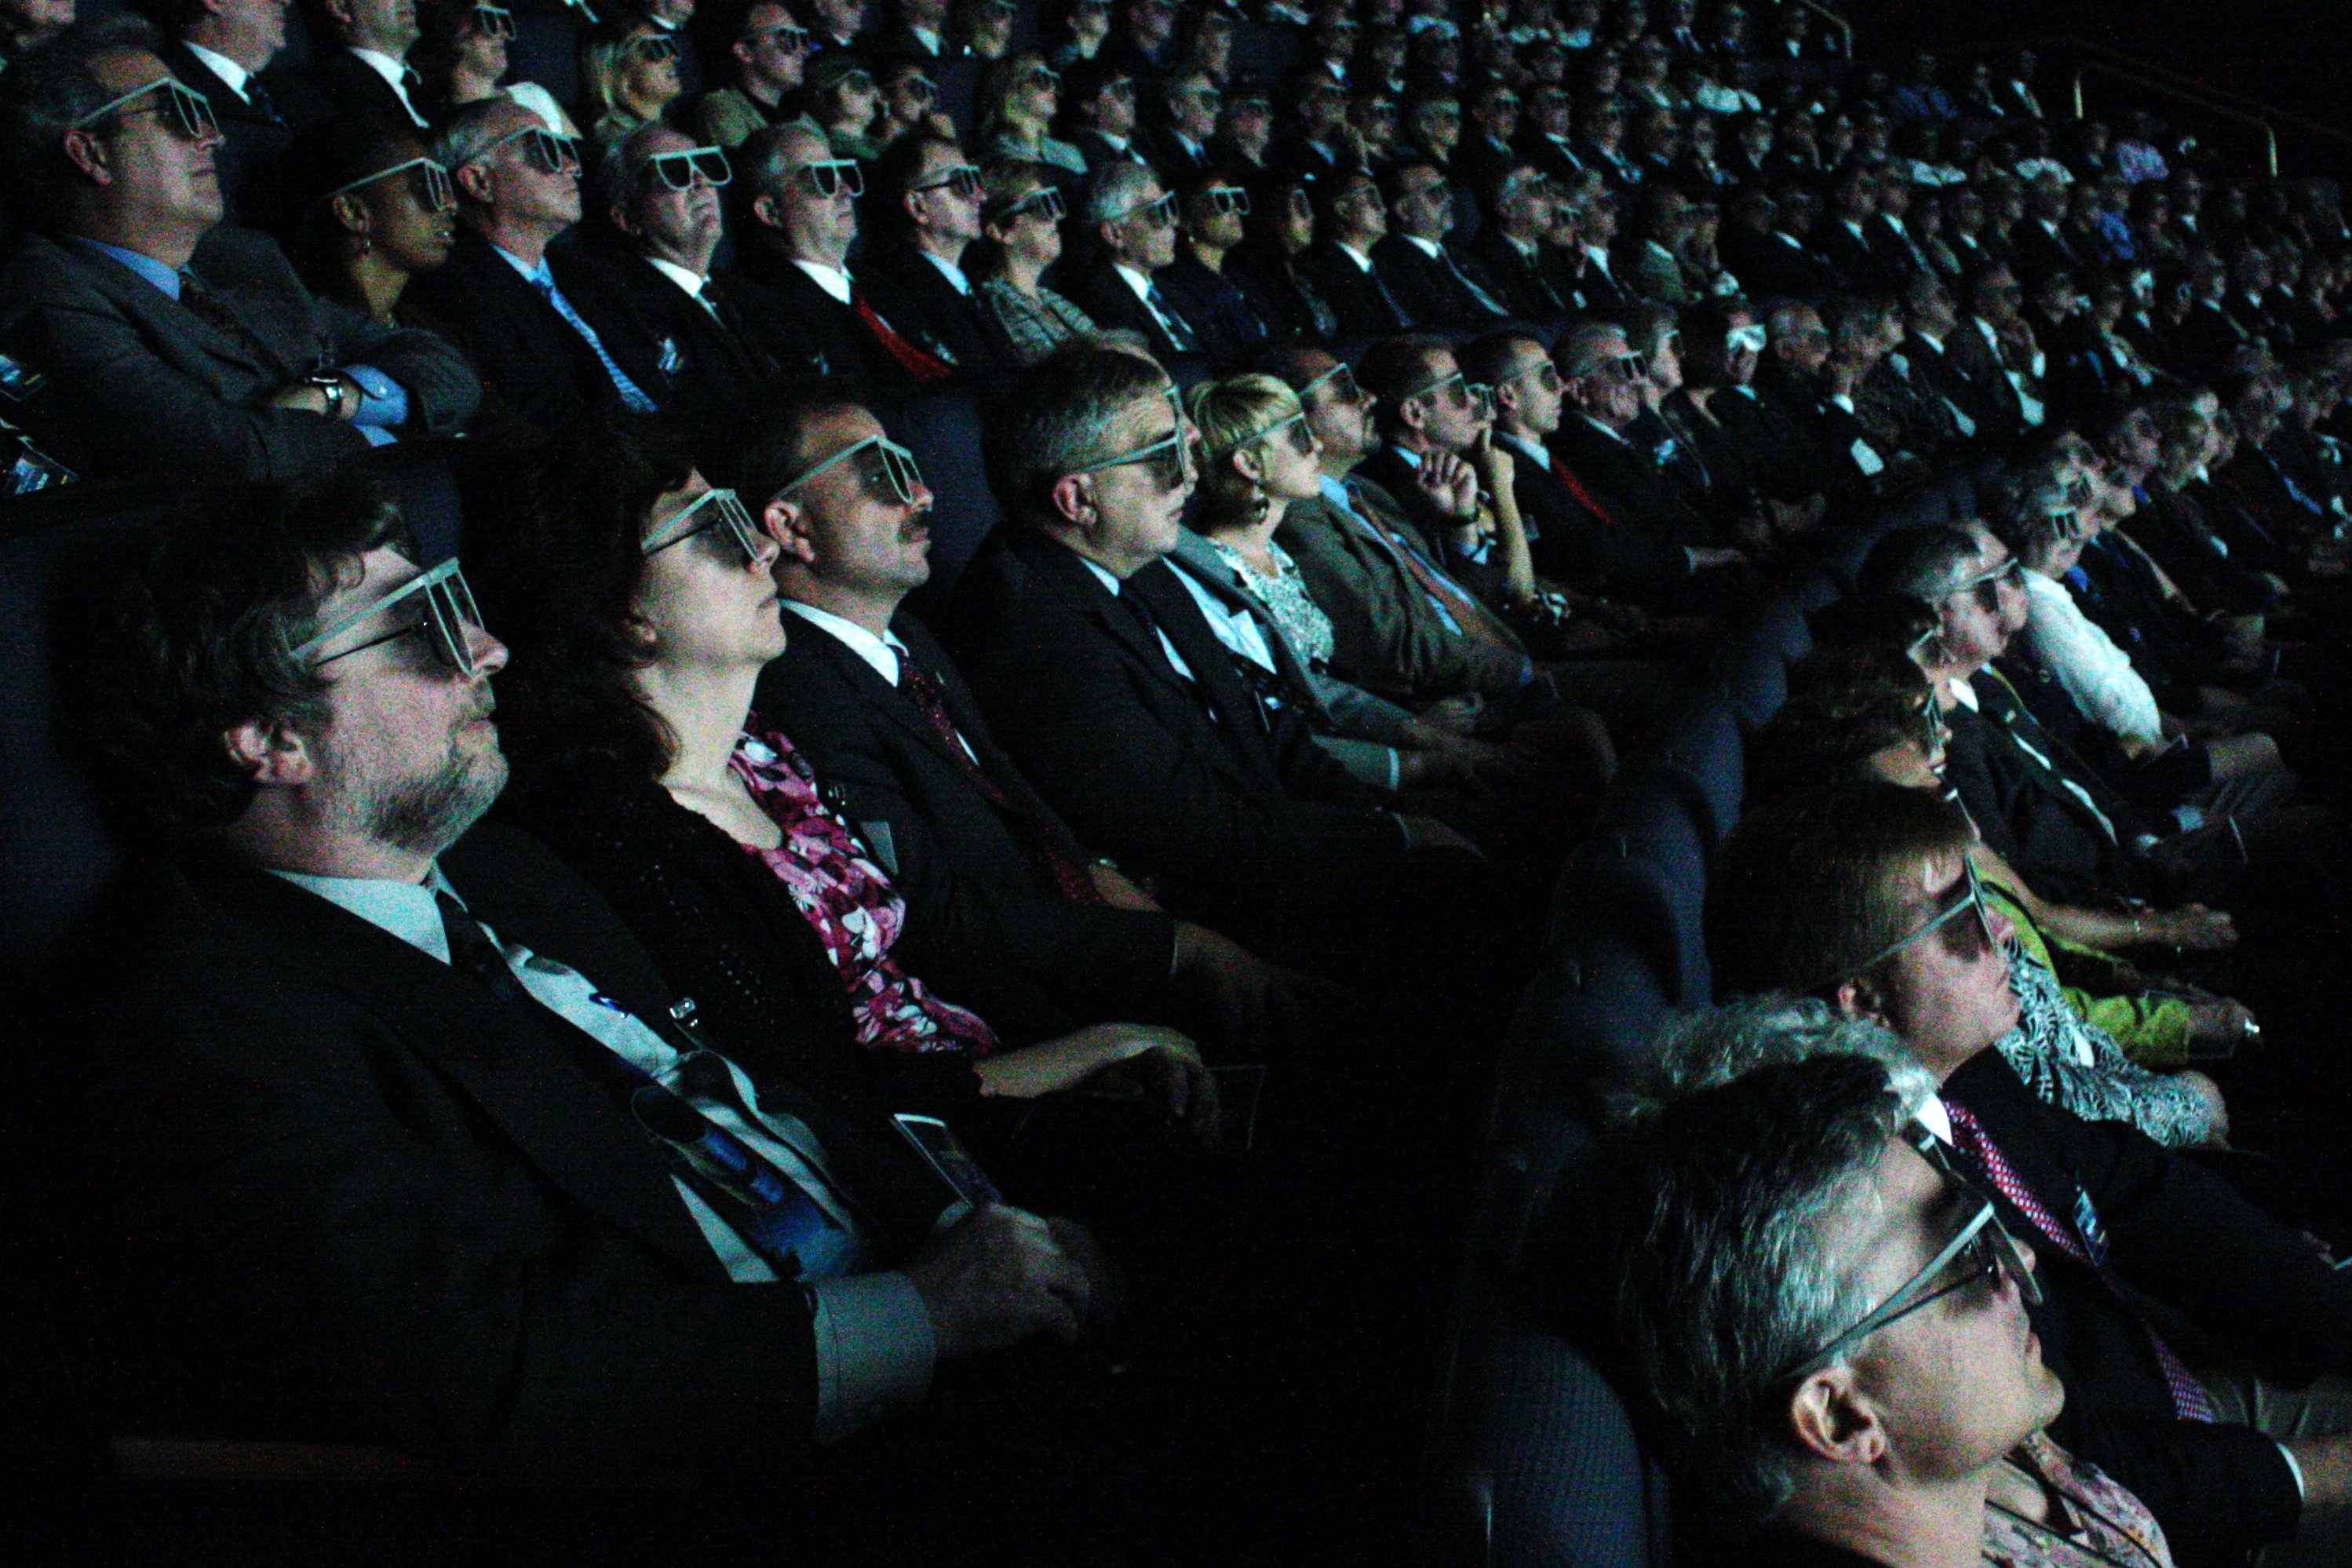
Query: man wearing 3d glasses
695 0 808 149
589 122 822 425
155 0 295 219
0 16 478 480
270 0 430 129
857 132 1013 379
416 93 666 431
1709 782 2352 1567
1070 161 1197 362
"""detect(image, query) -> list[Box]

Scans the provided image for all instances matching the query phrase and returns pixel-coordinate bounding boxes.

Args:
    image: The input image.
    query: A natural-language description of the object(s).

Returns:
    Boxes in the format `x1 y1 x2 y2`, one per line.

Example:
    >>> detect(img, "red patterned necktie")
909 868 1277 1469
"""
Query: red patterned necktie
851 287 952 384
1548 455 1625 531
894 657 1104 906
1944 1101 2216 1423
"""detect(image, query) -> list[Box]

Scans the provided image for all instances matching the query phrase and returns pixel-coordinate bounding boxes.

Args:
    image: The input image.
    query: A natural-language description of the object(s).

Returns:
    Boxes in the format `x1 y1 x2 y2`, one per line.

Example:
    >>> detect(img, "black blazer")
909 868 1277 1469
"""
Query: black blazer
1298 239 1412 337
162 41 293 224
1068 261 1198 361
264 46 427 133
1944 1050 2337 1560
943 526 1400 919
1370 234 1511 331
1508 444 1690 606
70 826 952 1478
1720 225 1841 299
755 612 1180 1030
735 247 895 386
407 228 659 433
1154 253 1269 368
583 248 826 422
852 246 1012 377
1470 228 1569 322
1942 673 2147 906
1549 414 1716 552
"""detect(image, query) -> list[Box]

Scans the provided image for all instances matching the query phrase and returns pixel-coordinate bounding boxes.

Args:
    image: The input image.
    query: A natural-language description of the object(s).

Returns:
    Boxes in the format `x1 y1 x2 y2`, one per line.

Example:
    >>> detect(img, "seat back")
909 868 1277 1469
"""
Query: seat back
882 389 1001 600
1599 779 1711 1008
1712 637 1788 732
1655 697 1743 851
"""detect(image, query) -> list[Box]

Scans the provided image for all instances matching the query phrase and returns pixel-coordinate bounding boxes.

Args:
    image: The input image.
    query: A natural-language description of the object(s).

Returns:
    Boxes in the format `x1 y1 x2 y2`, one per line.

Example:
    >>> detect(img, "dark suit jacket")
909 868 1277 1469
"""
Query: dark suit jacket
582 248 827 423
1298 239 1412 337
1154 253 1269 368
1470 228 1569 322
264 46 427 133
943 527 1401 923
407 228 655 434
754 612 1180 1030
72 826 953 1477
1944 1050 2338 1561
0 226 478 481
1068 261 1196 361
735 248 895 386
853 246 1012 378
1814 217 1898 293
1370 234 1511 330
1549 414 1716 552
1943 672 2147 905
162 41 293 224
1509 441 1691 605
1720 225 1841 298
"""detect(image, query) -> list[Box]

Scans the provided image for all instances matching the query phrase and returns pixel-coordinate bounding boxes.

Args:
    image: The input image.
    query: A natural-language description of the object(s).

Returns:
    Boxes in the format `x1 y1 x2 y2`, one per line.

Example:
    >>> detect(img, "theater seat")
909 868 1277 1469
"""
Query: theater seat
1600 779 1712 1008
880 389 1001 599
1711 637 1787 732
1655 698 1743 851
1746 596 1812 666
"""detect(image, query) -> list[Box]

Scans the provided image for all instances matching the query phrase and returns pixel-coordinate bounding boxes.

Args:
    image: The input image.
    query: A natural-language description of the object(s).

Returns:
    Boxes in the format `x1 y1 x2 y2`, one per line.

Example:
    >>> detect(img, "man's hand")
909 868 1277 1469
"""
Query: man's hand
1174 921 1303 1053
1416 450 1481 519
907 1204 1098 1359
266 374 362 420
2148 903 2239 950
1416 693 1486 735
1089 861 1162 911
1468 432 1516 494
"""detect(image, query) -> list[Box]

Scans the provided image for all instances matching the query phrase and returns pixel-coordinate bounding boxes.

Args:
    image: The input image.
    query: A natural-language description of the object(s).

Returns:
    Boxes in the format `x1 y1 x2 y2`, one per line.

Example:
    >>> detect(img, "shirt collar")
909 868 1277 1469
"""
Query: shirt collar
783 599 905 683
1335 242 1375 271
1112 261 1157 302
1387 442 1424 469
793 258 854 304
270 866 457 964
1079 557 1125 596
1404 234 1442 259
921 249 971 295
1946 675 1980 711
65 235 182 299
182 41 250 97
646 256 707 298
1497 430 1548 467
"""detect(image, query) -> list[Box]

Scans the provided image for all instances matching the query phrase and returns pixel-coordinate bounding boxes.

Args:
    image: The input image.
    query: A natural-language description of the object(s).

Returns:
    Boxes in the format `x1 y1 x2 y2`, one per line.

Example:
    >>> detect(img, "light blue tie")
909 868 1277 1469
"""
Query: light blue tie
529 268 659 414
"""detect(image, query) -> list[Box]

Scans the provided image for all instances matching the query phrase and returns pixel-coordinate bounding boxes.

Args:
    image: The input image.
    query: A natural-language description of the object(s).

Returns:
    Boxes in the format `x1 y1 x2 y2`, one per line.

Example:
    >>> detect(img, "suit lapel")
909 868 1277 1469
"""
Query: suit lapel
202 862 731 1279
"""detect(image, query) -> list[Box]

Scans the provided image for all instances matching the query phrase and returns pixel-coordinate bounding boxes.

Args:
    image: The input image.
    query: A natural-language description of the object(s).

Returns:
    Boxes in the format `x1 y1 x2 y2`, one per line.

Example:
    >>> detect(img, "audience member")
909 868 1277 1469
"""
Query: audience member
695 0 809 148
270 0 431 130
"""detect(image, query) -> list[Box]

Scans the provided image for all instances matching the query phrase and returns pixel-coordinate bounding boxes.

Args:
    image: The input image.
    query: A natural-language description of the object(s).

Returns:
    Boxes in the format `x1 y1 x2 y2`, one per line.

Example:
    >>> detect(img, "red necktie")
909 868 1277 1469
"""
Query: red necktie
851 288 952 384
1548 455 1625 532
1945 1102 2215 1423
895 658 1103 906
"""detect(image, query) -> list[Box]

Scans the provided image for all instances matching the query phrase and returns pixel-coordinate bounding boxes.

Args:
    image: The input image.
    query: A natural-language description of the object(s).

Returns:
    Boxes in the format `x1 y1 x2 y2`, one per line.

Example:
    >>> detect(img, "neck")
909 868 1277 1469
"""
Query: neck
1002 249 1046 290
473 212 558 270
67 208 204 272
647 237 713 278
918 232 965 268
449 63 501 101
745 75 786 108
1685 385 1716 410
1779 1470 1989 1568
793 232 852 270
186 23 272 71
1185 236 1227 272
637 660 760 798
220 808 442 886
782 576 898 638
1043 522 1157 580
1204 496 1286 549
347 250 411 321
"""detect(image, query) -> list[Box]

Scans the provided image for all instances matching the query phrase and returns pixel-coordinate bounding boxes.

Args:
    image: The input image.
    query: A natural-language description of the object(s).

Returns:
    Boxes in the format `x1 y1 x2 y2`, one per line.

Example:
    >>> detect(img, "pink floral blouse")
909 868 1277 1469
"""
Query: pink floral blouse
730 728 998 1059
1983 1431 2172 1567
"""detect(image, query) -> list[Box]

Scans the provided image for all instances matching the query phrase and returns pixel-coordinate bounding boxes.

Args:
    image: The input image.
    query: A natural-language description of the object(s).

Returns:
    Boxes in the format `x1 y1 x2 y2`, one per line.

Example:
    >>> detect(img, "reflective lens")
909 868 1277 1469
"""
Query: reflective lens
643 487 767 567
773 434 928 509
794 158 863 198
998 184 1066 224
330 155 455 213
1122 191 1179 228
650 145 732 190
472 3 516 40
1726 324 1769 352
1403 370 1469 408
295 558 488 677
1300 361 1364 406
1207 185 1250 217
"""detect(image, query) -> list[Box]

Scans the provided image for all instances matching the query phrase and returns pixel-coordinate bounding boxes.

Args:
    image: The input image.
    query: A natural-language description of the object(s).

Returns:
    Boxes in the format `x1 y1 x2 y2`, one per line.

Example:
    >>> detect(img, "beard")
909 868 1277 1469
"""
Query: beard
316 702 510 858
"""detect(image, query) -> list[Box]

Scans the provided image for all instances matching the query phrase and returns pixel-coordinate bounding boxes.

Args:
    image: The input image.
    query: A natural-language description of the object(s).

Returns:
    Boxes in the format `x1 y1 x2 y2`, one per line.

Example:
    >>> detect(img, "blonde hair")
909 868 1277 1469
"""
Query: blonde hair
1185 374 1306 528
581 24 676 140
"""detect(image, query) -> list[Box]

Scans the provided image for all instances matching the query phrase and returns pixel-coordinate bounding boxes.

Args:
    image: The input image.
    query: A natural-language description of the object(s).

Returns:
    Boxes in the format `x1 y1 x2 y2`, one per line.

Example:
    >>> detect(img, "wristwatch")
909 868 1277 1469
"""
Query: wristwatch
307 373 348 419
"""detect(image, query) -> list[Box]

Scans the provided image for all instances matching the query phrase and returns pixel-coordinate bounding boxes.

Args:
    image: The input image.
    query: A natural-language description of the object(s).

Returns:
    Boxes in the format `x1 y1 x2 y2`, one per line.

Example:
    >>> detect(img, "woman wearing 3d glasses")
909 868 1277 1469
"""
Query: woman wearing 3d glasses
974 162 1104 366
476 419 1218 1143
974 52 1087 177
582 19 684 151
291 120 460 330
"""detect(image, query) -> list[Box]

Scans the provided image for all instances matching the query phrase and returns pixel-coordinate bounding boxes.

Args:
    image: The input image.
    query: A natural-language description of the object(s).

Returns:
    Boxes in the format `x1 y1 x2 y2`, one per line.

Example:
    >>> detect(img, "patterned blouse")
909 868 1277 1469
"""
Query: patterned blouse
1984 1431 2173 1567
730 729 997 1059
1211 536 1336 669
976 276 1101 366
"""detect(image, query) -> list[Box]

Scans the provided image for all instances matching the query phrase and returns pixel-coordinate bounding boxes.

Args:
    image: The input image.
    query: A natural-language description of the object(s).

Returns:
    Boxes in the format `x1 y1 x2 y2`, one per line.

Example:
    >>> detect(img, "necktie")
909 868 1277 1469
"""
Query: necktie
1343 483 1518 653
1442 248 1510 318
851 287 953 383
1944 1101 2215 1423
527 271 659 413
894 658 1104 906
1288 262 1339 338
435 892 844 1278
1143 281 1198 354
1550 455 1625 532
176 272 286 374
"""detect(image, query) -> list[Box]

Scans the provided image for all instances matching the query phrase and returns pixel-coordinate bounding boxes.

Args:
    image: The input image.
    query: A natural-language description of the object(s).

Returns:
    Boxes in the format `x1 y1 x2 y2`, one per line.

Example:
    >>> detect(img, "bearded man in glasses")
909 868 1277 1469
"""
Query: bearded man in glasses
0 16 477 480
1707 782 2352 1568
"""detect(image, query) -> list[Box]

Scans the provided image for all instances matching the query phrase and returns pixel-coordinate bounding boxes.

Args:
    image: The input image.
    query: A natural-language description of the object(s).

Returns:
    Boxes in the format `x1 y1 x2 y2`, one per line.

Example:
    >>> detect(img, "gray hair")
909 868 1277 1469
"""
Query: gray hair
1085 158 1159 225
738 119 831 199
1610 995 1938 1124
590 122 679 221
429 96 527 181
1540 1053 1905 1524
0 15 162 228
982 346 1172 522
1557 318 1629 378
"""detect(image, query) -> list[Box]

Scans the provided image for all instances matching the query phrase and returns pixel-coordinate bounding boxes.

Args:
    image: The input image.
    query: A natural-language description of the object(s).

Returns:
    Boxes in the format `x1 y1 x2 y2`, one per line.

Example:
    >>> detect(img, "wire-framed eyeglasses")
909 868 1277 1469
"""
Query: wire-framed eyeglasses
771 435 929 509
786 158 863 198
294 558 489 676
329 156 455 213
647 144 731 190
1781 1126 2040 1384
642 487 768 567
73 75 218 143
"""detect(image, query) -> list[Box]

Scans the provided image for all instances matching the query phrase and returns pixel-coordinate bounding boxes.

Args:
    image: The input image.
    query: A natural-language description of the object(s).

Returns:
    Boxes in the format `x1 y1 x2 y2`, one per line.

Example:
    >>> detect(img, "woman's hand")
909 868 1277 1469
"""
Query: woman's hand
975 1024 1221 1143
2146 903 2239 950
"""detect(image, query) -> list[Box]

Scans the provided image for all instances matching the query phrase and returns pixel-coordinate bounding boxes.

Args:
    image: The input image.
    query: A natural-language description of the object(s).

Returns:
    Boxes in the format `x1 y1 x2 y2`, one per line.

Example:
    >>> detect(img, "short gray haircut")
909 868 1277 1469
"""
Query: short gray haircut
430 96 528 181
1085 159 1159 225
738 119 831 199
1610 995 1938 1124
1538 1053 1907 1523
0 15 162 228
590 122 683 220
983 346 1172 522
1557 318 1630 378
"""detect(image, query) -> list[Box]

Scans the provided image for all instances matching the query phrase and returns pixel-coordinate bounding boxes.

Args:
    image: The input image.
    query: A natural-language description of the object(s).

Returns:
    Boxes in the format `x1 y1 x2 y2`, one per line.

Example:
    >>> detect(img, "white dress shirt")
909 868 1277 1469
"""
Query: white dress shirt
1079 556 1194 679
270 866 937 1442
183 42 252 101
794 259 855 305
2021 570 2164 743
784 600 980 768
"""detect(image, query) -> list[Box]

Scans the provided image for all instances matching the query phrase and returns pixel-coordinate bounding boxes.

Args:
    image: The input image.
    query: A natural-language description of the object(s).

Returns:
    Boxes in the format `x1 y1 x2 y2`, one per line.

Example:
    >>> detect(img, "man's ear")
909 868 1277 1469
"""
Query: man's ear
1832 976 1894 1030
222 717 316 789
60 127 111 187
751 191 783 230
608 197 639 240
454 159 495 206
1048 472 1094 528
320 0 362 34
1398 395 1428 434
1787 1369 1888 1467
762 495 819 566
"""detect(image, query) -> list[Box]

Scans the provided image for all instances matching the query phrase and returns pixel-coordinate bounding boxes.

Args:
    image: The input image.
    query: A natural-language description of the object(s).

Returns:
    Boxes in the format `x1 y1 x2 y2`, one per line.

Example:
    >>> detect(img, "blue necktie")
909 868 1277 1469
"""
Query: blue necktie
529 268 660 414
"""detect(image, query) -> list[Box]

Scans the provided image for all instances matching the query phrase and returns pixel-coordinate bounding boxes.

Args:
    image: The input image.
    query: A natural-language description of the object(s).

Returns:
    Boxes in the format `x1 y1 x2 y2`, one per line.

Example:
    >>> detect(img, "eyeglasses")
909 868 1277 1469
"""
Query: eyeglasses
1608 349 1650 383
832 69 877 93
894 75 939 106
472 124 582 177
1725 323 1769 352
1026 64 1061 91
72 75 219 144
1287 186 1312 221
647 144 731 190
1810 858 1999 996
1114 191 1178 228
1497 359 1563 394
1918 691 1953 754
913 162 986 200
630 34 680 62
1781 1135 2039 1383
329 155 455 212
1299 361 1366 407
786 158 864 198
294 558 489 677
470 3 516 41
757 21 811 51
771 434 929 509
642 487 768 567
1949 556 2024 611
1402 370 1474 410
1205 185 1249 217
1074 391 1194 491
995 184 1066 224
1208 408 1314 461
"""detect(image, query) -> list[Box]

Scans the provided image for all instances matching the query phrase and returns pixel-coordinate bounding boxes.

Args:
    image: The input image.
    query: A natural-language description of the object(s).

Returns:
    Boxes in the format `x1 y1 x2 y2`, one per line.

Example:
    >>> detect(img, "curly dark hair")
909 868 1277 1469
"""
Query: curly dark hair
63 478 403 839
461 416 699 787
